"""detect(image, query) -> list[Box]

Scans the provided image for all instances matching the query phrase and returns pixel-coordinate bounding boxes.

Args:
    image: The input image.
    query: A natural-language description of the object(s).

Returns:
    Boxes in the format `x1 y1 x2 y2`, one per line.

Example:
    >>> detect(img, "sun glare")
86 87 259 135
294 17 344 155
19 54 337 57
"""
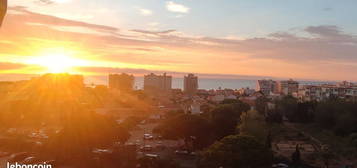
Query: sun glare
27 54 87 73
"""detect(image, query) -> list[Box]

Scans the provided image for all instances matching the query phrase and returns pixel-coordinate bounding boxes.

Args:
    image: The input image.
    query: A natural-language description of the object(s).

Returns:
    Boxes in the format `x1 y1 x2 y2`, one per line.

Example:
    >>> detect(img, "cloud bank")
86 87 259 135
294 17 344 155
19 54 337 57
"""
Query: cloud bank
1 6 357 81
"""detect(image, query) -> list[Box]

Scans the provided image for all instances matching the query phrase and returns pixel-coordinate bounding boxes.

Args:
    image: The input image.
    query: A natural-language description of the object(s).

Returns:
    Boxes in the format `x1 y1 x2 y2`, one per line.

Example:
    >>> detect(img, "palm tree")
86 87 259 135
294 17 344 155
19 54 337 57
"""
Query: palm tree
0 0 6 26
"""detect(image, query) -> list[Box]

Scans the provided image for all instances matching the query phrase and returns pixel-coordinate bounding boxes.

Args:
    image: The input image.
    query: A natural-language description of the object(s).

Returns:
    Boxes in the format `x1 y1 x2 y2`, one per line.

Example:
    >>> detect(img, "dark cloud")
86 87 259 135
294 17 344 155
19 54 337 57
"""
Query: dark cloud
305 25 357 43
305 25 341 37
131 29 177 36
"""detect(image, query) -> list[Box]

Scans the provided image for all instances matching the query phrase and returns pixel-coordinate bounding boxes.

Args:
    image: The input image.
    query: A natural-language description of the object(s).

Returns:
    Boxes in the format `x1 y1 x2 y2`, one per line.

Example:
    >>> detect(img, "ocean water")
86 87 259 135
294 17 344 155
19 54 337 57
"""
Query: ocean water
135 77 257 90
85 76 256 90
86 76 337 90
0 74 336 90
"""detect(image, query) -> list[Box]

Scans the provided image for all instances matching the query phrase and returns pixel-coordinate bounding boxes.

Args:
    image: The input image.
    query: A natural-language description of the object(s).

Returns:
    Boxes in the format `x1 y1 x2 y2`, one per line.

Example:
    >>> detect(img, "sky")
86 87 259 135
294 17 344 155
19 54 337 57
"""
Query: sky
1 0 357 81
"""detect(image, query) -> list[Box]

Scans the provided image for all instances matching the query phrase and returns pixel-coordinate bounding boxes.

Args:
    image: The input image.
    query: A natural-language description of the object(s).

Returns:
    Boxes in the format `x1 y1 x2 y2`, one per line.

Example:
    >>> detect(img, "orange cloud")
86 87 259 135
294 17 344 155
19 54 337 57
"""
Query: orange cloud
1 6 357 81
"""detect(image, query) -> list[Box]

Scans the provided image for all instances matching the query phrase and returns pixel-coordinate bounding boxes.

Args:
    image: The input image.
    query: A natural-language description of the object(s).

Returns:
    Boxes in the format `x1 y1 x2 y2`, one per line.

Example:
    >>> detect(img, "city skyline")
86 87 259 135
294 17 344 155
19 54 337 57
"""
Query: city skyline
1 1 357 81
1 2 357 167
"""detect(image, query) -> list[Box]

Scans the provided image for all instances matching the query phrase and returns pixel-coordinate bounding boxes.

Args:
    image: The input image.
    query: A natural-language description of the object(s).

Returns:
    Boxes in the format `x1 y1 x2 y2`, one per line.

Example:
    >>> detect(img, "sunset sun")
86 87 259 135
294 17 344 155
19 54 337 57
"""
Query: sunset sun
27 54 87 73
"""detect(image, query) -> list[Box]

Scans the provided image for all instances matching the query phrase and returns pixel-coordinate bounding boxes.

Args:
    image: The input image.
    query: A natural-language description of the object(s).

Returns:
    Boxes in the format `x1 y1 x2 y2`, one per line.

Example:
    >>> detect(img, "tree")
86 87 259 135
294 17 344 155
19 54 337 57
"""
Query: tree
45 110 130 161
314 100 338 129
210 102 249 140
314 99 357 136
153 114 213 149
255 96 270 114
350 133 357 148
237 110 271 143
198 135 272 168
210 104 241 139
266 109 283 123
120 116 144 130
276 96 298 121
220 99 251 113
220 99 240 105
137 156 179 168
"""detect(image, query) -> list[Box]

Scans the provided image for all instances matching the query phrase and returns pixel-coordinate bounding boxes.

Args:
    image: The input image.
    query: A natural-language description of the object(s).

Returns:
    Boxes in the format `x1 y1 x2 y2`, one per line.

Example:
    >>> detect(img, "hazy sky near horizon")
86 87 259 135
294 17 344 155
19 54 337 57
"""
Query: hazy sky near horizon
1 0 357 81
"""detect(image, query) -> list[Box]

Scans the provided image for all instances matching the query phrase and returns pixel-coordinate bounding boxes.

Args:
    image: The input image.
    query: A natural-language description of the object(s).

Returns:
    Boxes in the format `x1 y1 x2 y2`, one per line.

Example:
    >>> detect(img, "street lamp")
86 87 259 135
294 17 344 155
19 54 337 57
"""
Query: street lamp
0 0 7 26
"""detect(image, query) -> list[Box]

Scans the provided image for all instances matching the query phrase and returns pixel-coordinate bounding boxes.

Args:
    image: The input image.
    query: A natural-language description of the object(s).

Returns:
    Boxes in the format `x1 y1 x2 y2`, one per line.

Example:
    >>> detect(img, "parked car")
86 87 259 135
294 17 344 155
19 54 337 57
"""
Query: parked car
156 135 163 140
156 141 165 149
140 145 153 151
175 150 189 155
92 148 112 155
272 163 289 168
144 154 159 159
175 150 196 156
143 134 154 140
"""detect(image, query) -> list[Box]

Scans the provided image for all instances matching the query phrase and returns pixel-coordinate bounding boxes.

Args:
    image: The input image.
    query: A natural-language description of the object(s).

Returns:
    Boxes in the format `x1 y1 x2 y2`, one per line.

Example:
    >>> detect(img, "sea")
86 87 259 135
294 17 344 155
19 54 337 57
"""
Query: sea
86 76 337 90
0 74 337 90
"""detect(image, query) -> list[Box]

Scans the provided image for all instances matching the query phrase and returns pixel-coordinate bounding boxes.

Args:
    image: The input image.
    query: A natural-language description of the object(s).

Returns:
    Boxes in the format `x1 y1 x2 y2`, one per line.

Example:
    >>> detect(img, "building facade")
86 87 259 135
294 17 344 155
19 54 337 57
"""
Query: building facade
278 79 299 96
184 74 198 95
144 73 172 95
256 79 278 96
108 73 134 92
297 83 357 101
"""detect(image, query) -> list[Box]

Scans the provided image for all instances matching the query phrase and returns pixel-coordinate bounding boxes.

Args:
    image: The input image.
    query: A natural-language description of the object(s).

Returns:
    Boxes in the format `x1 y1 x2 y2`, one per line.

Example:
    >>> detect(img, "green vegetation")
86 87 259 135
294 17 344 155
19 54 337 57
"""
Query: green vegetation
198 135 273 168
272 96 357 158
314 99 357 136
45 109 131 160
255 96 270 114
137 157 180 168
211 99 250 139
238 110 271 143
120 116 145 130
154 100 251 149
296 123 357 159
153 114 212 149
272 96 357 136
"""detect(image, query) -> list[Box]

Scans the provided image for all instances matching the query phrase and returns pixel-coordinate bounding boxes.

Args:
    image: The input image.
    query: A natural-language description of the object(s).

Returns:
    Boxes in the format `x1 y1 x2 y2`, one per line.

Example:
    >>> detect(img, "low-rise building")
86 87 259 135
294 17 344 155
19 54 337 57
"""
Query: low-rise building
297 82 357 101
278 79 299 96
108 73 134 92
237 87 255 96
256 79 278 96
209 94 225 103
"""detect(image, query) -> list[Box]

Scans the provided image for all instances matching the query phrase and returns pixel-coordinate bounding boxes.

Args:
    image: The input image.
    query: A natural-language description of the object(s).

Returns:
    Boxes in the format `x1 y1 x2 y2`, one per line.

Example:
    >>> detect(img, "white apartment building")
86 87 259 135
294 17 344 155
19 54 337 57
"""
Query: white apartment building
256 80 278 96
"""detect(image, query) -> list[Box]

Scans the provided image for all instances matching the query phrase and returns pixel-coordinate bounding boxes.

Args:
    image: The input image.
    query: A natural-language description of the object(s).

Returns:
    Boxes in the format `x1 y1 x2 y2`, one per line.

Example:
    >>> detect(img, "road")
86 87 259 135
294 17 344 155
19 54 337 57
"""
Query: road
126 121 197 168
126 122 182 149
